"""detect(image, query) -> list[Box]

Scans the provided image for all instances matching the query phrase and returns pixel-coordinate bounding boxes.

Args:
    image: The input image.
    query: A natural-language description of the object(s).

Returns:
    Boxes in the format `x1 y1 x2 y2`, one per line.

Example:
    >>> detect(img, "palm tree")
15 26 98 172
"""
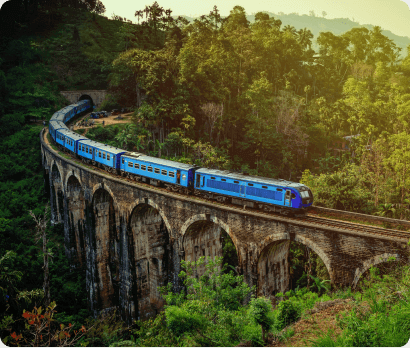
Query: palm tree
283 25 297 36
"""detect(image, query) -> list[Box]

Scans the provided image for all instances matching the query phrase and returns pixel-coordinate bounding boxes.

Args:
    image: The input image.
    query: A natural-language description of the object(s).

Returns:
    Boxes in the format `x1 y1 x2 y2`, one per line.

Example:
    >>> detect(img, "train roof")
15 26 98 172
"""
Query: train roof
58 129 88 141
52 113 65 121
123 152 197 170
78 139 126 155
196 168 307 189
49 120 67 129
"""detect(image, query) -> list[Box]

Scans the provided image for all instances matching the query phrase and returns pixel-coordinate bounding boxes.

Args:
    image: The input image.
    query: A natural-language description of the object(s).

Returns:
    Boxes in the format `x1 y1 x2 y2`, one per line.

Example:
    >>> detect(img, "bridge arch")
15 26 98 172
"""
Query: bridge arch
127 199 173 320
91 182 120 217
127 198 172 235
91 186 121 311
352 252 401 288
50 162 65 223
65 175 86 266
256 233 332 298
181 214 238 252
49 160 65 193
181 214 240 275
257 233 332 277
65 171 83 192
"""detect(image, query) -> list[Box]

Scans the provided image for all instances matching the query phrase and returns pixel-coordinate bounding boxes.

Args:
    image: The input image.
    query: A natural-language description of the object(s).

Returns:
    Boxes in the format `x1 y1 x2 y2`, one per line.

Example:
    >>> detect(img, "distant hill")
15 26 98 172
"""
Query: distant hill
180 12 410 59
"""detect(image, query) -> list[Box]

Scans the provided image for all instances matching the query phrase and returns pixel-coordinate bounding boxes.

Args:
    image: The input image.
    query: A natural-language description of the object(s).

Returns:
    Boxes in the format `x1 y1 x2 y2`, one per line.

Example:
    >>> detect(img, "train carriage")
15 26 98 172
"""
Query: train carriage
194 169 313 212
78 140 125 172
59 129 88 154
52 111 65 122
48 120 67 141
120 153 197 188
75 100 91 114
63 106 77 123
55 128 67 147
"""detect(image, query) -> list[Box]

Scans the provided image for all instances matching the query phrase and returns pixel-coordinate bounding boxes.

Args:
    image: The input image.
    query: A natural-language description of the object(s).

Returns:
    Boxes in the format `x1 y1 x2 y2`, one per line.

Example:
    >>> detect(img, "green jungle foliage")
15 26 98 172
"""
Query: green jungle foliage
1 1 410 346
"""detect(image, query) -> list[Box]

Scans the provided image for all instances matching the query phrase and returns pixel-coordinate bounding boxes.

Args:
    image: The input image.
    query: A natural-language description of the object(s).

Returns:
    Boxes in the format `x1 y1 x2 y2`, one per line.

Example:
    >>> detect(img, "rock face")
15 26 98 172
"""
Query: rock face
41 133 410 323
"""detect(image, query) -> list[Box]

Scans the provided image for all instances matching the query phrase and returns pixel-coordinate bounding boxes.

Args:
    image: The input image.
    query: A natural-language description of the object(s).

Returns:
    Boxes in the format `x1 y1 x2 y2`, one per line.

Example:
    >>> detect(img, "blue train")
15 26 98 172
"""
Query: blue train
48 100 313 214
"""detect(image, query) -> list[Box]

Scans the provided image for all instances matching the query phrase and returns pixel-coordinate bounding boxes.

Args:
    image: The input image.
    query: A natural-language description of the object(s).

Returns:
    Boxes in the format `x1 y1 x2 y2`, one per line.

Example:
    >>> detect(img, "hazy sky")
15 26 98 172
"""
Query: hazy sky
1 0 410 38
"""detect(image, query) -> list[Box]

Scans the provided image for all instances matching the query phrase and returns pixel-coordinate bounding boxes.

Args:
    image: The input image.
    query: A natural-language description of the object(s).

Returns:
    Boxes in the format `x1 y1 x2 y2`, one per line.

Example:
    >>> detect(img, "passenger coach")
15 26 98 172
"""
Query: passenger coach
77 140 125 173
120 153 197 190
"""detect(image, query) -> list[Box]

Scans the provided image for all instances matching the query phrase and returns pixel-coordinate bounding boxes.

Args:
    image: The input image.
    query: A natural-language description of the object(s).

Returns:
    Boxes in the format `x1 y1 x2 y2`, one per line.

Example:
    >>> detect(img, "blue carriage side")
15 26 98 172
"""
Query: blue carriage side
55 128 67 147
194 169 313 210
120 153 197 188
59 129 88 153
78 140 125 170
48 120 66 141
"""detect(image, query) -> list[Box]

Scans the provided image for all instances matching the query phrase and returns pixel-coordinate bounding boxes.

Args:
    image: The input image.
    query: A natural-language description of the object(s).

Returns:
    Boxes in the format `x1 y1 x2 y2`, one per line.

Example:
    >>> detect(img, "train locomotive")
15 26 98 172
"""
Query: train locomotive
48 101 313 214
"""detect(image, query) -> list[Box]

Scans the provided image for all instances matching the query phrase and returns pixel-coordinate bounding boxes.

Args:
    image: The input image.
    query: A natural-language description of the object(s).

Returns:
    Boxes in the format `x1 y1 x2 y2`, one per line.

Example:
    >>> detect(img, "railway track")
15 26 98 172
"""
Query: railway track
302 215 410 240
43 129 410 241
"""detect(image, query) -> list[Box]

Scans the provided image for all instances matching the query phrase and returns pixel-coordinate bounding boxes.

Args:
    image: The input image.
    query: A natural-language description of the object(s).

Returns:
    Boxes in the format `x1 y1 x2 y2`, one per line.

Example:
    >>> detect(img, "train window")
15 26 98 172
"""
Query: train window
211 177 215 180
86 147 88 153
141 165 146 171
262 186 268 189
107 154 110 161
169 171 175 177
161 169 167 176
128 162 133 167
248 183 254 186
154 168 160 174
148 166 153 172
276 188 283 191
103 152 106 159
135 163 139 169
234 181 239 184
122 158 125 164
221 179 226 182
291 193 296 199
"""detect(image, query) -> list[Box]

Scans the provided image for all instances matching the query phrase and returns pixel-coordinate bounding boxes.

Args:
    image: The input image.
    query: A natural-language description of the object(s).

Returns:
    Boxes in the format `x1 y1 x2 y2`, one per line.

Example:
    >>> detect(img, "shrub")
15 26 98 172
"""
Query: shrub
276 300 301 330
248 297 275 343
165 305 204 336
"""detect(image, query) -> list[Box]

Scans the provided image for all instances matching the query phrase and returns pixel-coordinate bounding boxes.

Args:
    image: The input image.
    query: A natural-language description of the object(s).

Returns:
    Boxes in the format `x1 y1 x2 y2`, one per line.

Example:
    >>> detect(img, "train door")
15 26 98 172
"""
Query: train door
240 183 246 197
285 189 291 207
196 174 200 188
177 170 181 184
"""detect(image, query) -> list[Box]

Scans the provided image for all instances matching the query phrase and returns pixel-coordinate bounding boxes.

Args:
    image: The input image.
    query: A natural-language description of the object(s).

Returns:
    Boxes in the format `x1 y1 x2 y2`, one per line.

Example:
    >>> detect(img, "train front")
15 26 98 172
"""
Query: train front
298 185 313 209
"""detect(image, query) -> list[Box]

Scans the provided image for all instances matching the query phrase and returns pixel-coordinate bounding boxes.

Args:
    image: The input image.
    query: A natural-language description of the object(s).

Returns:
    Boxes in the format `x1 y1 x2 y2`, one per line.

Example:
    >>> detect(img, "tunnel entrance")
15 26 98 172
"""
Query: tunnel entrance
79 94 94 106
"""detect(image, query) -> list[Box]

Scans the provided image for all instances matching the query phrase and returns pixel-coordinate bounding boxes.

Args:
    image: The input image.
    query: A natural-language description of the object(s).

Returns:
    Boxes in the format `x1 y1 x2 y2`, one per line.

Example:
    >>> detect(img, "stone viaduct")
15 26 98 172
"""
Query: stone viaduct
40 130 410 322
60 90 107 107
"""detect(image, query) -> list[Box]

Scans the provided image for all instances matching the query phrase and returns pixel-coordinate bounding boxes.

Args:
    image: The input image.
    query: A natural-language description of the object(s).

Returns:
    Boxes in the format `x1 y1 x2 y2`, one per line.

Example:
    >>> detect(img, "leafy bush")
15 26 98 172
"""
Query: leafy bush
276 300 301 330
248 297 275 343
165 305 204 336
